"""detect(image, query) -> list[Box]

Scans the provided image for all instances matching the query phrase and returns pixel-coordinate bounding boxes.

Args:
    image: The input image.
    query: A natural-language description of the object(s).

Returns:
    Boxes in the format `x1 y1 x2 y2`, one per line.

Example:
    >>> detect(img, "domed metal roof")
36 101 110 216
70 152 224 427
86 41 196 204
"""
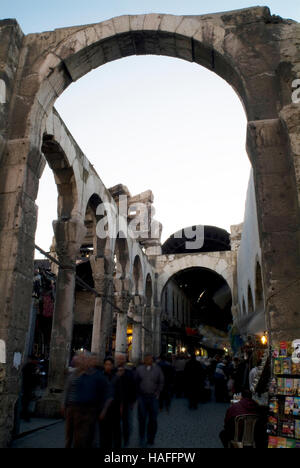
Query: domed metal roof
162 225 231 255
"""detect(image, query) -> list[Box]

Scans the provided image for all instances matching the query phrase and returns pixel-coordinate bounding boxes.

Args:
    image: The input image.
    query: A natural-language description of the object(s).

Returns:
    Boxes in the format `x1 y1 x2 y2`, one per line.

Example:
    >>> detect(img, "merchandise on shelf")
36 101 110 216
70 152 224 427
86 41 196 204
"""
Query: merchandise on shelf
268 340 300 449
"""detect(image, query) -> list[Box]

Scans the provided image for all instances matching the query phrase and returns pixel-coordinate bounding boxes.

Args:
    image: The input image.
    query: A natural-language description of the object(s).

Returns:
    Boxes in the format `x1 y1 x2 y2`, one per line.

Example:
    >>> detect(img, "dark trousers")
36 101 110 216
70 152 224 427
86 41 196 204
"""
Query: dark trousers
99 403 121 449
65 406 97 448
159 388 172 411
175 372 185 397
215 379 228 402
138 395 159 445
100 404 133 449
21 391 33 421
121 404 133 447
219 429 231 448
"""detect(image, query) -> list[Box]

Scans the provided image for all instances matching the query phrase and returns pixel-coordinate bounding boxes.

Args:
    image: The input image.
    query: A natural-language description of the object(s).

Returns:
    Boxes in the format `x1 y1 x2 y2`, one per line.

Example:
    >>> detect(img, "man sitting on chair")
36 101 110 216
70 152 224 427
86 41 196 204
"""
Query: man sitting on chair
219 389 261 448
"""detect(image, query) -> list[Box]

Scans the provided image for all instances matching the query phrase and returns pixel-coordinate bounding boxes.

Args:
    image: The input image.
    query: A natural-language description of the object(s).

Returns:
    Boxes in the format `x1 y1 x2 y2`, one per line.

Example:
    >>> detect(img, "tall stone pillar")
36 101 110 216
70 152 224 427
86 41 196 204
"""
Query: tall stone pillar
114 282 131 359
247 119 300 344
38 219 86 416
0 138 43 446
142 304 154 356
90 255 114 363
131 296 143 365
115 312 128 357
152 307 162 358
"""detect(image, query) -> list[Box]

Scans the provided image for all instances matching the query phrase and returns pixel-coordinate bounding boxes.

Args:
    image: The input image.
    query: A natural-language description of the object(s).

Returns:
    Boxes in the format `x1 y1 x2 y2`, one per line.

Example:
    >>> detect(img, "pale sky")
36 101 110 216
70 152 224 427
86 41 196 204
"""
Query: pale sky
1 1 299 257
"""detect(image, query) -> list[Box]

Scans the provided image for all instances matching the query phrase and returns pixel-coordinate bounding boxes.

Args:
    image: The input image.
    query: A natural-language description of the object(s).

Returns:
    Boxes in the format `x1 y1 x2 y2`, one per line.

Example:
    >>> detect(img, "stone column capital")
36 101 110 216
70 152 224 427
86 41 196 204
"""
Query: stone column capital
89 255 109 294
114 289 132 313
53 218 86 267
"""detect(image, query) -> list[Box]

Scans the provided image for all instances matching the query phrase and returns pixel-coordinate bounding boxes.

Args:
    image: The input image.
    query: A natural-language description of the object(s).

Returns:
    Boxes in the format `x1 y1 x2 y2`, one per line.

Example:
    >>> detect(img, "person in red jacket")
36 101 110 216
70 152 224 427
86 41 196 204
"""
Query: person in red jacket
219 389 261 448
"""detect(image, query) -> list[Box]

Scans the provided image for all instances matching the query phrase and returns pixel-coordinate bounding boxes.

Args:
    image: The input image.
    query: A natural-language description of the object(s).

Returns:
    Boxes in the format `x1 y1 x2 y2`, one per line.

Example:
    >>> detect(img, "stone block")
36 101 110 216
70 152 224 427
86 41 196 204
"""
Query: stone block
129 190 154 205
38 52 61 80
143 14 163 31
35 396 62 419
112 15 130 35
159 32 177 58
129 15 146 32
142 32 161 55
55 29 87 59
116 32 136 58
175 35 193 62
64 49 93 81
159 15 183 34
96 19 116 42
0 164 26 194
175 17 201 38
101 37 122 63
0 79 6 104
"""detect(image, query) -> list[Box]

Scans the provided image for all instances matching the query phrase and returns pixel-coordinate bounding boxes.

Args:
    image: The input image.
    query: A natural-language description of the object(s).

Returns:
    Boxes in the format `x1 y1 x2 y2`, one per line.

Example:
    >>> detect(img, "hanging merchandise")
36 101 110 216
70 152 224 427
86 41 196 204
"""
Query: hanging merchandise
267 340 300 448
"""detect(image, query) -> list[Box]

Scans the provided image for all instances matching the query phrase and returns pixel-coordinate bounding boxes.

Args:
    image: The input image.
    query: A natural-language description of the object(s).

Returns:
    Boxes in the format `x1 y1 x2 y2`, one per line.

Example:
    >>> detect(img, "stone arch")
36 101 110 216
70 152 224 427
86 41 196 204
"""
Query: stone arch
162 265 233 333
28 8 285 129
41 134 77 220
7 10 300 346
82 194 102 253
157 253 234 302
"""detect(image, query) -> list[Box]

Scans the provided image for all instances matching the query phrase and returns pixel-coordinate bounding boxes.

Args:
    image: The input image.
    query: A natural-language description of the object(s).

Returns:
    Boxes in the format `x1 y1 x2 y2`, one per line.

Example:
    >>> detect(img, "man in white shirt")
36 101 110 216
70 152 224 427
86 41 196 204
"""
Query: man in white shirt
249 359 262 393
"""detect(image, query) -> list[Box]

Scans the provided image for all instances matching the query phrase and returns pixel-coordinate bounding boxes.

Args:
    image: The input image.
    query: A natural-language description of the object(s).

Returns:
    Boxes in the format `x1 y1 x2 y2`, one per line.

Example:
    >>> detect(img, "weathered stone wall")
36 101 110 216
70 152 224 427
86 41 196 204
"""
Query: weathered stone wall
74 291 95 324
0 20 24 162
161 277 192 328
236 170 265 335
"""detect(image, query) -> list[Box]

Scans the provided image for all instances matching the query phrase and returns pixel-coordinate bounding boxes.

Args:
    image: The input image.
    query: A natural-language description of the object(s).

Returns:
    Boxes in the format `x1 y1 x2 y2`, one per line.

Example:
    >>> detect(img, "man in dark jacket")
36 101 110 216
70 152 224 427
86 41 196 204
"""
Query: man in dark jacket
184 355 206 409
63 353 113 448
135 354 164 447
157 354 175 412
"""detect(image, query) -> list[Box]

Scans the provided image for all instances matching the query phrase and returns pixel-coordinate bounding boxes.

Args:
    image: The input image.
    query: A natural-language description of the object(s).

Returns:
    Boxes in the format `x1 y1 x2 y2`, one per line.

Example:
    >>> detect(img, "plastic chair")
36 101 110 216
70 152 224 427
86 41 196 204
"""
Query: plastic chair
229 414 260 448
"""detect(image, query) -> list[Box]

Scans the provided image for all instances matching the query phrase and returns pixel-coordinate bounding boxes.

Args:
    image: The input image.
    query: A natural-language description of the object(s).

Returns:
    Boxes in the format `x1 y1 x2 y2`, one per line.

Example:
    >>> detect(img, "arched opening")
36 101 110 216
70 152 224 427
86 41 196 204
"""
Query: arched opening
112 234 131 358
161 267 232 356
133 255 143 296
71 195 105 355
29 129 80 362
55 55 250 244
242 298 246 317
114 235 130 280
248 285 254 316
255 262 264 313
33 17 252 364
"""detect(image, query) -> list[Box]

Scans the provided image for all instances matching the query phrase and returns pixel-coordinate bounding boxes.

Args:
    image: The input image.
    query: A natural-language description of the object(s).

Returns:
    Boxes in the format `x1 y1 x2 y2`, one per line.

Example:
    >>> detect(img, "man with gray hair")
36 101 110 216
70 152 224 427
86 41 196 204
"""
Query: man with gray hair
135 354 164 447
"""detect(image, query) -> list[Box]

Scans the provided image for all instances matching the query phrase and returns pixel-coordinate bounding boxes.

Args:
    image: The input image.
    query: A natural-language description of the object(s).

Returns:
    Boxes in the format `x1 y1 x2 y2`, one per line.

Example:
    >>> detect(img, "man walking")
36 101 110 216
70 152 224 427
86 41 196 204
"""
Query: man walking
62 353 113 448
135 354 164 447
115 354 137 447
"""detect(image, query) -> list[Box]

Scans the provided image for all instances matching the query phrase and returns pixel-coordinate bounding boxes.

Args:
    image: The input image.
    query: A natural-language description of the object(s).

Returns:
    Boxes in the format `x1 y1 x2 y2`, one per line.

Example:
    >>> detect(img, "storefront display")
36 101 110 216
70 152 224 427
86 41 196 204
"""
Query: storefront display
268 341 300 448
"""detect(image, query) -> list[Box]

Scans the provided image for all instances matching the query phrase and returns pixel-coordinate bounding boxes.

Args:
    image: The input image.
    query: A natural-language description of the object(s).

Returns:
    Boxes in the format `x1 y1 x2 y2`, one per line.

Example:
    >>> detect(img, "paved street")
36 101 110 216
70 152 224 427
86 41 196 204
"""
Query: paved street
11 397 228 449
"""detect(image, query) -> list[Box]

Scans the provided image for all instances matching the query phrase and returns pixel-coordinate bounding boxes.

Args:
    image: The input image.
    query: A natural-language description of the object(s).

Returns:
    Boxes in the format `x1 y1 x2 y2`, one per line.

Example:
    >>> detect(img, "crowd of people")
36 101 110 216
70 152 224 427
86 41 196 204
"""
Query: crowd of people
20 350 265 448
62 352 164 448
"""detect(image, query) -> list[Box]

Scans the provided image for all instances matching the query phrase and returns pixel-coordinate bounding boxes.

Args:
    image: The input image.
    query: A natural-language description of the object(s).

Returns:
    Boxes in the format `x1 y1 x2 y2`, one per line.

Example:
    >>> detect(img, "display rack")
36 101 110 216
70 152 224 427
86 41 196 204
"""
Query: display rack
268 341 300 448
